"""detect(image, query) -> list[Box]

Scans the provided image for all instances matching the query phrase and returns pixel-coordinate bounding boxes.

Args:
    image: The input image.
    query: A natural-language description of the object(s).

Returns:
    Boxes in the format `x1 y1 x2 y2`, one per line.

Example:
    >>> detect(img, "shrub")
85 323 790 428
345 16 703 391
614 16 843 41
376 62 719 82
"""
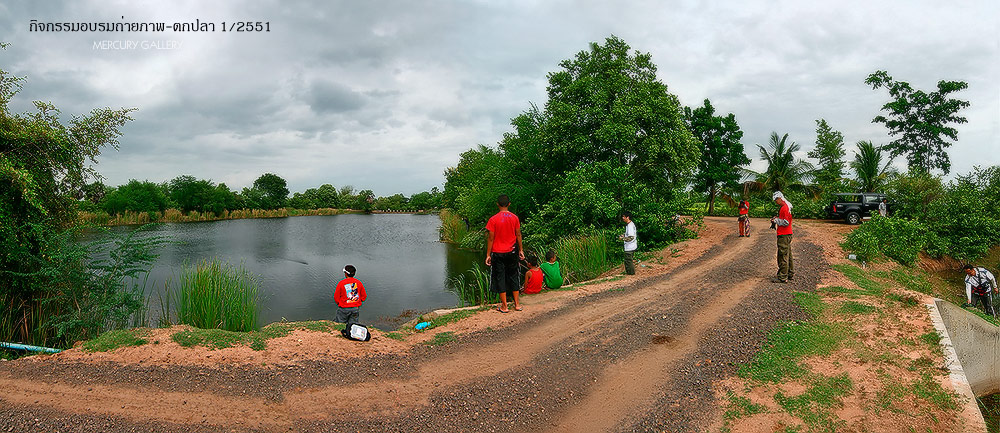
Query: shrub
842 215 926 265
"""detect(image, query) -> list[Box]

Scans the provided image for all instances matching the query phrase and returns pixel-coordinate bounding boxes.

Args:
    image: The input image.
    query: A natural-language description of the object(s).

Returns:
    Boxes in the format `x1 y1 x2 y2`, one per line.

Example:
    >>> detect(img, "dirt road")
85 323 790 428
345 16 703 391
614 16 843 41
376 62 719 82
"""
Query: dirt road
0 217 826 432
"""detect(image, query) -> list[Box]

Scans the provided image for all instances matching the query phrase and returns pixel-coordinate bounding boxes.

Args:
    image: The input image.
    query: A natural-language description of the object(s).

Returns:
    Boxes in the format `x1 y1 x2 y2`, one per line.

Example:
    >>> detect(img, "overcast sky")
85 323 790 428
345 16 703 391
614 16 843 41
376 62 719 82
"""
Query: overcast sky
2 0 997 196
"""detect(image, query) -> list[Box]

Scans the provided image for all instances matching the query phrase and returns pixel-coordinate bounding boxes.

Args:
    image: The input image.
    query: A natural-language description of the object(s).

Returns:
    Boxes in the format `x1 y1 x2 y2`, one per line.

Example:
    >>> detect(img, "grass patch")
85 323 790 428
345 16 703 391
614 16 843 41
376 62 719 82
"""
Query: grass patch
890 268 934 295
838 301 877 315
774 373 852 431
724 391 767 420
425 331 456 346
917 331 942 357
738 321 848 383
739 293 849 383
794 291 825 319
831 264 885 295
385 332 405 341
420 307 487 331
876 372 957 413
81 328 149 352
818 285 870 298
886 293 920 307
967 307 1000 326
172 320 343 351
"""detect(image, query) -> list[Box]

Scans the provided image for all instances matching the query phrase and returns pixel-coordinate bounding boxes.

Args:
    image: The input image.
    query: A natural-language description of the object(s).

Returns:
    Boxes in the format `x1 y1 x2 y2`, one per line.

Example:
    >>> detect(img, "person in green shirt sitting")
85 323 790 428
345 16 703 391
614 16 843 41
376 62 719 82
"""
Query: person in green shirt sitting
540 249 563 289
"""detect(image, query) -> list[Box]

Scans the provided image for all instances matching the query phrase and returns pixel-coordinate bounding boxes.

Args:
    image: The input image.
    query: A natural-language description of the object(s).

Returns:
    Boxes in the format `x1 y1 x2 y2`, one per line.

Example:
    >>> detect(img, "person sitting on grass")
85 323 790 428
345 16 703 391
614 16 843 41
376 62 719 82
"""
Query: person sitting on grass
522 255 543 295
962 264 997 317
540 249 563 290
333 264 367 328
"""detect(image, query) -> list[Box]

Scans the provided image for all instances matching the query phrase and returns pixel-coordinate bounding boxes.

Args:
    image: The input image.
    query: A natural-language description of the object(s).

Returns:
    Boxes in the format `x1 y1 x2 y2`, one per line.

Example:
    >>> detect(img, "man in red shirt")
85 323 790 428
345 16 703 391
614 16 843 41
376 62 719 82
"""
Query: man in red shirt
333 264 367 327
770 191 794 283
485 194 525 313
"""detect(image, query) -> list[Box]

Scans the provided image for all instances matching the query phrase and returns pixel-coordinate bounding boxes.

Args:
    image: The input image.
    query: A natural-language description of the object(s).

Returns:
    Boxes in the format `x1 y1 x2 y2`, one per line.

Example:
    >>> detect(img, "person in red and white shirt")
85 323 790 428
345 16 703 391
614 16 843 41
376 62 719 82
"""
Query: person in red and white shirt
963 264 997 317
333 264 367 327
770 191 794 283
738 199 750 237
485 194 524 313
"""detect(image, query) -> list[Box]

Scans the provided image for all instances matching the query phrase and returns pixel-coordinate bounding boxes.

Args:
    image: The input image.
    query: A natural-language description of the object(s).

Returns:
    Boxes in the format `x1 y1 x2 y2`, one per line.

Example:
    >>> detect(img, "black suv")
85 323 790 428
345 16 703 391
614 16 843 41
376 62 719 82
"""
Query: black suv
826 193 890 224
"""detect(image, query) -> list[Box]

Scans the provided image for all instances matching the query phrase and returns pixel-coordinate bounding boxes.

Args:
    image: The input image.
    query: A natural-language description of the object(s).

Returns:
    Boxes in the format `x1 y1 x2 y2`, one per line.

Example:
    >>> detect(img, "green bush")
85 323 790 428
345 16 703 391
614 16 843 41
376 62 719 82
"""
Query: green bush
842 215 926 265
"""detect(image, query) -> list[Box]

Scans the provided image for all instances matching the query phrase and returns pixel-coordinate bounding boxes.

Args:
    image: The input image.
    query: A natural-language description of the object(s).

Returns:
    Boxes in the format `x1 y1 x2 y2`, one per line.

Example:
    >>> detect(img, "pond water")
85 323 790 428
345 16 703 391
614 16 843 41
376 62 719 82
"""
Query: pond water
95 214 481 330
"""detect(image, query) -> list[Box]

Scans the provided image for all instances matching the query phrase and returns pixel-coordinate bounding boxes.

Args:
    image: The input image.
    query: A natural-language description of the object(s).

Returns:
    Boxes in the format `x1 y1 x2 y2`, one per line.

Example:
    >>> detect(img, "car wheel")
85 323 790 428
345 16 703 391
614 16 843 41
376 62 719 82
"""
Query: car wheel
846 212 860 225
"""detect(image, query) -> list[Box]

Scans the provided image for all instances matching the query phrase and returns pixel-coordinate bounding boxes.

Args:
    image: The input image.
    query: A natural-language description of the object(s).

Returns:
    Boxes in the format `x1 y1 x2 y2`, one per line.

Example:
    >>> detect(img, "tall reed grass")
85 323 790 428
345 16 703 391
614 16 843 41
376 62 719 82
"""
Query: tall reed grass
535 230 616 284
438 208 470 244
79 208 350 227
166 259 261 332
449 263 497 307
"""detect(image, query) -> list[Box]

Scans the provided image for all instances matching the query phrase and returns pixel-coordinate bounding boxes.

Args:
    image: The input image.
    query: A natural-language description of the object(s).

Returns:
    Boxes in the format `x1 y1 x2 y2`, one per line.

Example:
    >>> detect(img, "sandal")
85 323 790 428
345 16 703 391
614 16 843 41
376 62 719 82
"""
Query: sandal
497 307 509 313
514 306 523 311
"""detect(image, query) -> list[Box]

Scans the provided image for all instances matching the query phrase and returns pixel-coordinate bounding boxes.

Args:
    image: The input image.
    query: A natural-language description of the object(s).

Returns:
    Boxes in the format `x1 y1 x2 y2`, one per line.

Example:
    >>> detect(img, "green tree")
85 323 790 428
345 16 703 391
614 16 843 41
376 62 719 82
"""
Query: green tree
807 119 846 190
251 173 289 210
445 36 699 246
748 132 815 193
684 99 748 214
409 191 435 210
210 183 238 214
444 145 508 223
354 189 375 212
850 140 894 193
314 184 340 208
288 191 315 210
82 181 110 204
1 42 144 345
865 70 970 174
167 175 216 213
102 179 169 215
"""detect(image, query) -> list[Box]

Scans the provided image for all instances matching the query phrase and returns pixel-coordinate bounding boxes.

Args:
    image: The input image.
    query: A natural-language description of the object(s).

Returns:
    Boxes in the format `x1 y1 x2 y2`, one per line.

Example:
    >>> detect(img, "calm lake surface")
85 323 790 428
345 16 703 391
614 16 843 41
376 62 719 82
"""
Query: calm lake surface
98 214 481 330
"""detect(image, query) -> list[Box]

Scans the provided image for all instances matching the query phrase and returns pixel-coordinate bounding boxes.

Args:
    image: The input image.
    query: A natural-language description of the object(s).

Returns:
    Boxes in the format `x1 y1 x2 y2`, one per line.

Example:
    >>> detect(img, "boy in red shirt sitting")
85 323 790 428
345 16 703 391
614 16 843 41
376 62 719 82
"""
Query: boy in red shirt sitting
333 264 367 327
522 256 543 295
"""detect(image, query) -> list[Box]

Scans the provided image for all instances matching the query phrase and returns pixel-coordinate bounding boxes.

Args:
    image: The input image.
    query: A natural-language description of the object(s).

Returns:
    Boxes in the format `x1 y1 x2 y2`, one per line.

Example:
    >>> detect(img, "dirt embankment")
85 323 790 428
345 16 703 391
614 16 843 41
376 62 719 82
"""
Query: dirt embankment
0 217 972 433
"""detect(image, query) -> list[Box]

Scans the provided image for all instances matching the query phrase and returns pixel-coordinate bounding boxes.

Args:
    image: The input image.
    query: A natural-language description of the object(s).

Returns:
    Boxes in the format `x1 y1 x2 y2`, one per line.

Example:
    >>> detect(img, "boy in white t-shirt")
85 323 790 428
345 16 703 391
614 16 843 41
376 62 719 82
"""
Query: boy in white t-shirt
619 211 638 275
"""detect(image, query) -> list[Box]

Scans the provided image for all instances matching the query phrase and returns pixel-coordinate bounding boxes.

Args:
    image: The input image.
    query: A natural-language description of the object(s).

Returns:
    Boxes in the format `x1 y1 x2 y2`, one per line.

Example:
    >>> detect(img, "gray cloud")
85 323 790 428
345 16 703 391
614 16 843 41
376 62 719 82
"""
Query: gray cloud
1 0 996 195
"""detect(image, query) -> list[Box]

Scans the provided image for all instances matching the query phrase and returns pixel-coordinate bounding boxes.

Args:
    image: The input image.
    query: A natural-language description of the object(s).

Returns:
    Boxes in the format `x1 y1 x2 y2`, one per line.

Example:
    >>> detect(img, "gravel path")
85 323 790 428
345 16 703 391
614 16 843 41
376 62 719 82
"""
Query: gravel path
0 218 826 433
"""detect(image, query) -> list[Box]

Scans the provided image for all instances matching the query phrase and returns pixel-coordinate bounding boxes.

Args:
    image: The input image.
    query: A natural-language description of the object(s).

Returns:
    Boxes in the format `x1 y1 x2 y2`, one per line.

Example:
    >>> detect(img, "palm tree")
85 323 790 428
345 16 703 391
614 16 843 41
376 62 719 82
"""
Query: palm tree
851 140 894 192
744 132 815 193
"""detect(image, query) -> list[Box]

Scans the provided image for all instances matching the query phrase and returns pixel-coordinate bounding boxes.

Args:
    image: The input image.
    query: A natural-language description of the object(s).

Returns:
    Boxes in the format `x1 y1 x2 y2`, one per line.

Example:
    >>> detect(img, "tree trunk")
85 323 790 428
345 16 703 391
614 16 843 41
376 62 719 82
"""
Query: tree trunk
708 184 716 215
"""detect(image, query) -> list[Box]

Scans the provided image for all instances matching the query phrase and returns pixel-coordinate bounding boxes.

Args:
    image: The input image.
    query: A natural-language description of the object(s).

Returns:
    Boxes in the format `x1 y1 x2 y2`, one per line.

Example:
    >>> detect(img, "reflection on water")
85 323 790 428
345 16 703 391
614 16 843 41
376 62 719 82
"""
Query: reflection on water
89 214 481 330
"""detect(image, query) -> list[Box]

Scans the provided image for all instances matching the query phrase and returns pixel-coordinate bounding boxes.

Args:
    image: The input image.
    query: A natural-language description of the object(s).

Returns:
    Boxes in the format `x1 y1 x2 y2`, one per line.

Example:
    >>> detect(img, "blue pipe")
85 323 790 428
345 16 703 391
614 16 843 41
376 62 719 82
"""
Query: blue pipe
0 342 62 354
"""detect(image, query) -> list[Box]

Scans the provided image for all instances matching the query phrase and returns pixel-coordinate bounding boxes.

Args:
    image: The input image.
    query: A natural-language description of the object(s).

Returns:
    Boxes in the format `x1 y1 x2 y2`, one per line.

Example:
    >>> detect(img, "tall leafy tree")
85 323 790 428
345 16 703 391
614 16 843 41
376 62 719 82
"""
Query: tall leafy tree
850 140 894 193
807 119 846 190
865 70 970 174
1 42 140 345
748 132 815 193
168 175 216 213
251 173 289 210
684 99 748 214
102 179 169 214
520 36 700 244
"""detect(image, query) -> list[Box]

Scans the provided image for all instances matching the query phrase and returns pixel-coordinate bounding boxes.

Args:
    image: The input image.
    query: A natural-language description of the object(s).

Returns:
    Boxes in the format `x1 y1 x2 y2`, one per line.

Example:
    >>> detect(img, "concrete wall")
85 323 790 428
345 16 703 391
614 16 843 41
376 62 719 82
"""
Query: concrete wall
935 299 1000 396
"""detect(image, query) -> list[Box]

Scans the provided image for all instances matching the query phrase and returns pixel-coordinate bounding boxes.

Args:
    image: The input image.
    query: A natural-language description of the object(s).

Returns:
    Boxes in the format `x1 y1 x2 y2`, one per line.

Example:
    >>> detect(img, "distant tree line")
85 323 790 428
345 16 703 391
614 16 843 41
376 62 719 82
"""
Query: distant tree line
79 173 443 217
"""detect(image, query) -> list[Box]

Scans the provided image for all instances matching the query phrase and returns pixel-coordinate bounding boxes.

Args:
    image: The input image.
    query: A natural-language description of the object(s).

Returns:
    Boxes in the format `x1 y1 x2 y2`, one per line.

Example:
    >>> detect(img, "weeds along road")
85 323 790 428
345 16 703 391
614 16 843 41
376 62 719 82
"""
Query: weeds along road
0 217 823 433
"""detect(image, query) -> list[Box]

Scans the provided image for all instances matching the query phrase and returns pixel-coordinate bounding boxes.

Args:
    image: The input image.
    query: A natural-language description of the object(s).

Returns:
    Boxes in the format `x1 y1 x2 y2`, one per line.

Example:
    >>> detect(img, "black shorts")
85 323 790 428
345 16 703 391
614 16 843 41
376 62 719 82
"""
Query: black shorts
489 251 520 294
